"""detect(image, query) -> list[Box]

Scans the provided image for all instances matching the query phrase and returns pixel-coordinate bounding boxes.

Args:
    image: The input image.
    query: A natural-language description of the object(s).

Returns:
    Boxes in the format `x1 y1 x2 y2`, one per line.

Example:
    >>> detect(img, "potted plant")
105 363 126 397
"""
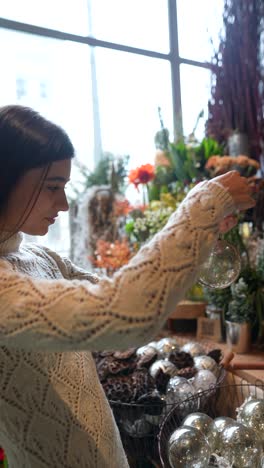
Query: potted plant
206 0 264 159
225 278 254 353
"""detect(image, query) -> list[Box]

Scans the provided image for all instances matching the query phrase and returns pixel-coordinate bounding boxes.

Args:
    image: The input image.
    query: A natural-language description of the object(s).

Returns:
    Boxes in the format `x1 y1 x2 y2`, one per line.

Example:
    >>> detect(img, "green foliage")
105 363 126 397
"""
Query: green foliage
223 224 249 262
195 137 224 173
227 278 254 323
155 128 170 151
125 206 173 243
71 153 129 198
203 285 232 312
204 241 264 341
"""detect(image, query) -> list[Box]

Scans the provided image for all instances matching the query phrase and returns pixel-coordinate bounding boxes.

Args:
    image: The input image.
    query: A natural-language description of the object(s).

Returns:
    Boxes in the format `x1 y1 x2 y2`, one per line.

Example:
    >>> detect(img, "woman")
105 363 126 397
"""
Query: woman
0 105 254 467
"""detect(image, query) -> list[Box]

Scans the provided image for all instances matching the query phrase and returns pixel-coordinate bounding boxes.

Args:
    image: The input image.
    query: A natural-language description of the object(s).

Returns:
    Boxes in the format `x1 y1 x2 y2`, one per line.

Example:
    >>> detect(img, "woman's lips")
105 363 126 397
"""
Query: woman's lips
45 217 56 224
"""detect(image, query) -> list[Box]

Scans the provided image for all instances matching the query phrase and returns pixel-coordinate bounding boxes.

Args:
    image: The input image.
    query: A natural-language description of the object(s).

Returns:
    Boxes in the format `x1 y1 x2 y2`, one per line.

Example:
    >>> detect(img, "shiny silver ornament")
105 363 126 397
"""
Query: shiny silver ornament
166 376 195 407
136 344 157 358
218 421 262 467
237 398 264 442
168 425 211 468
149 359 178 380
214 416 235 434
182 412 219 452
194 355 218 376
156 337 179 357
193 369 217 392
181 342 205 357
147 340 159 349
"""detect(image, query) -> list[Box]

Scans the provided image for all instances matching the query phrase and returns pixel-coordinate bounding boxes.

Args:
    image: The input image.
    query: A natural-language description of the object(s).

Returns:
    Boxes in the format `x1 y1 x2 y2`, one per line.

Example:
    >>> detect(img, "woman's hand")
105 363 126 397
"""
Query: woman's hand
219 214 238 233
213 170 256 211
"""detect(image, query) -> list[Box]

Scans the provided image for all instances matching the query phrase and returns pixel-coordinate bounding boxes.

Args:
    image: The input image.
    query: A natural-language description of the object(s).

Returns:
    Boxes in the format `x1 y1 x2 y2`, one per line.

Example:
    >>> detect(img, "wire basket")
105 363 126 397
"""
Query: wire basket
109 366 226 467
158 379 264 468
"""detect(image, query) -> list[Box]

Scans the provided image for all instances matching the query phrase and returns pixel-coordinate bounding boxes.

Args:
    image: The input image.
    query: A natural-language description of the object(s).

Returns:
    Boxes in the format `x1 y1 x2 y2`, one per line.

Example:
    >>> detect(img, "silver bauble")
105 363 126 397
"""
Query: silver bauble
136 344 157 358
182 412 219 452
156 337 179 357
194 355 218 376
147 340 159 349
237 398 264 442
218 421 262 468
166 376 195 407
193 369 217 392
181 342 205 357
168 425 211 468
149 359 178 380
214 416 235 434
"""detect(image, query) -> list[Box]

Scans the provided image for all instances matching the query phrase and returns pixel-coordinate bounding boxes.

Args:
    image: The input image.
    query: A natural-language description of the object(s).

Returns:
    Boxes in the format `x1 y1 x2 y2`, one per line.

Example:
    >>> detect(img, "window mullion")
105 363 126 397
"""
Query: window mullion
168 0 182 140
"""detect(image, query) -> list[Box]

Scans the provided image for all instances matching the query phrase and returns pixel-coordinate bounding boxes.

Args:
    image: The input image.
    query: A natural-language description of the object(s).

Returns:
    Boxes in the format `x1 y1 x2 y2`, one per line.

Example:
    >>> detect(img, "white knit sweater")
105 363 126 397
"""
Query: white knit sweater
0 180 234 468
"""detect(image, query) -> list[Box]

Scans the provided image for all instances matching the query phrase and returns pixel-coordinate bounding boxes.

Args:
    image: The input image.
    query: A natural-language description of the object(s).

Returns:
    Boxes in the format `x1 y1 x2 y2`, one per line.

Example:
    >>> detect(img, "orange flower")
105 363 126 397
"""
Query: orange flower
220 156 234 166
114 199 132 217
205 155 221 169
154 150 171 168
128 164 155 188
91 239 133 271
235 155 250 167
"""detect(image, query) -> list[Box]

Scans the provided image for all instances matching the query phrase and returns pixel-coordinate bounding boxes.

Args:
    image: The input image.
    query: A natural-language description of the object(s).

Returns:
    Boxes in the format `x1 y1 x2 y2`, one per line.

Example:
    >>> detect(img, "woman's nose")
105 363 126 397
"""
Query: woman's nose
57 191 69 212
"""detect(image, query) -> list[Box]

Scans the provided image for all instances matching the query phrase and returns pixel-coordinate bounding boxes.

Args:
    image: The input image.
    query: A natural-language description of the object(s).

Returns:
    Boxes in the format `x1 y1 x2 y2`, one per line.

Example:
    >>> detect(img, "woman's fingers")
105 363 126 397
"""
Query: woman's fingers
219 215 238 233
214 170 256 210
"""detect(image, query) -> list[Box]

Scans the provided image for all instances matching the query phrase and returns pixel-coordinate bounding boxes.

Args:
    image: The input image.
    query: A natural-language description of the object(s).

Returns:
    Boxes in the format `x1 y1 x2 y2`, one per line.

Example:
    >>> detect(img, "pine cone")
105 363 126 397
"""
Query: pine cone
155 369 171 394
207 349 222 364
168 351 194 369
177 366 197 379
113 348 137 360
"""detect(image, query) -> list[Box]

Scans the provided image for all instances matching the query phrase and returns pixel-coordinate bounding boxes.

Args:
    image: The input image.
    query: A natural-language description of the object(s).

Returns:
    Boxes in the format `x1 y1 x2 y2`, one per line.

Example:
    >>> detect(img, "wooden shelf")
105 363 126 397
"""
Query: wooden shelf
169 300 206 319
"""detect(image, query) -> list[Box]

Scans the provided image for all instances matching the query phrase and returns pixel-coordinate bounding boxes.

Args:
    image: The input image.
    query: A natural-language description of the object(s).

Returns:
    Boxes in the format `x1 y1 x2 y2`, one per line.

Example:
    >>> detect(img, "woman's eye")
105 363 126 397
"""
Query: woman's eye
47 186 60 192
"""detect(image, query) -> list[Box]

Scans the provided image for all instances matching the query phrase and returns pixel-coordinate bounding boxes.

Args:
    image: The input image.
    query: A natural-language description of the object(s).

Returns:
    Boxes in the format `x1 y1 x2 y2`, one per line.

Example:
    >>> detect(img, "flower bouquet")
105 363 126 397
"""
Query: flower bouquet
205 154 260 178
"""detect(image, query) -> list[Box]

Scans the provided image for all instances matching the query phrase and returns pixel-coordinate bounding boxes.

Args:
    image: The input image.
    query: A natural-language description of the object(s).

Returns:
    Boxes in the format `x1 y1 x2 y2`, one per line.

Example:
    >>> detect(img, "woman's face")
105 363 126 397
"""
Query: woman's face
2 159 71 235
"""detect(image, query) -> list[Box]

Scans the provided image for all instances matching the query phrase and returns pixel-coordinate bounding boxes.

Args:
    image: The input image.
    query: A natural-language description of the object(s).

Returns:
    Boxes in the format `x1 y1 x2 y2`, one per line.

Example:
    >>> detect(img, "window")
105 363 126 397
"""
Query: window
0 0 89 35
177 0 224 63
90 0 169 53
0 1 224 256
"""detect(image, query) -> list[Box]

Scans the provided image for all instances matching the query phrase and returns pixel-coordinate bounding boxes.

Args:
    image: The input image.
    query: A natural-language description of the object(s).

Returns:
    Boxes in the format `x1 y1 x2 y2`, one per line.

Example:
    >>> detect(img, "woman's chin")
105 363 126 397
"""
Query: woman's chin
22 226 49 236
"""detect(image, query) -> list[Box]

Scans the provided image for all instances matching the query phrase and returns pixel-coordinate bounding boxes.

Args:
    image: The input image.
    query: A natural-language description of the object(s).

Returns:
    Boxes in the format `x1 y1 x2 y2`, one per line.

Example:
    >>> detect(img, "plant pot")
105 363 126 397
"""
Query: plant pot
227 132 249 156
225 320 251 354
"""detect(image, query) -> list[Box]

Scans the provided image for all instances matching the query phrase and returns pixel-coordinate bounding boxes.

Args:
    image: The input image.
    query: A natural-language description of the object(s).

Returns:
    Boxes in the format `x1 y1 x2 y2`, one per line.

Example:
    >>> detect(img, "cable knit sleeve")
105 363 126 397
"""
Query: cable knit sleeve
0 180 235 351
39 247 100 284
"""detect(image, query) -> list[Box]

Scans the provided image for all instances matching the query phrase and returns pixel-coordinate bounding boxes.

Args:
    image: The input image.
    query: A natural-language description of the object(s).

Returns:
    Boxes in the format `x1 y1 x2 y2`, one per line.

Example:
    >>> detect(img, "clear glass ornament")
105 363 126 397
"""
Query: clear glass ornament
198 239 241 289
214 416 235 435
218 422 262 467
182 412 219 452
168 426 211 468
237 398 264 442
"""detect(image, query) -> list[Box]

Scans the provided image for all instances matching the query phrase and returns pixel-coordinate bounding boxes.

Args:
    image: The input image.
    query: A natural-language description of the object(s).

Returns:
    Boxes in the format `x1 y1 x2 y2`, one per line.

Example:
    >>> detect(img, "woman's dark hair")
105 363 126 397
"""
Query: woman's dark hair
0 105 75 220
